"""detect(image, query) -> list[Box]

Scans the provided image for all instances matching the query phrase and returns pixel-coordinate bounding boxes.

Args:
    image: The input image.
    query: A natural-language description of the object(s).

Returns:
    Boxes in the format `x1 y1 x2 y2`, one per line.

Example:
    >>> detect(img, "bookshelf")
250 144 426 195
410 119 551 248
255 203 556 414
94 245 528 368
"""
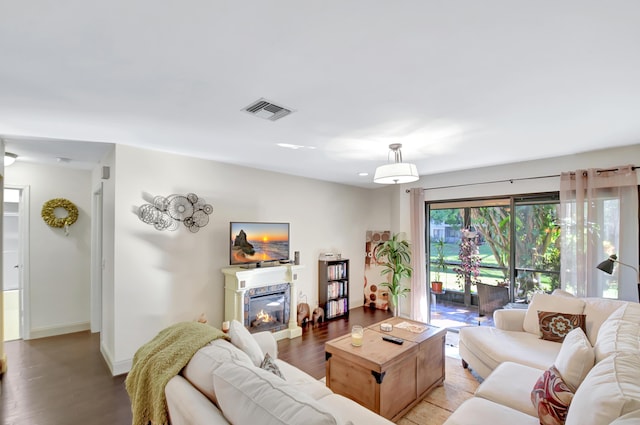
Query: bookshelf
318 259 349 320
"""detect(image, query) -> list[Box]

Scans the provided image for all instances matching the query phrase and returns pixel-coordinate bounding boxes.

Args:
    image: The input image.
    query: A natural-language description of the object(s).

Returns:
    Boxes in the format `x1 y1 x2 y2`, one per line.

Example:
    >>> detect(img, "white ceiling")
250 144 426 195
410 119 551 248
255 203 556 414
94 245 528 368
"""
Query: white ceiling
1 1 639 187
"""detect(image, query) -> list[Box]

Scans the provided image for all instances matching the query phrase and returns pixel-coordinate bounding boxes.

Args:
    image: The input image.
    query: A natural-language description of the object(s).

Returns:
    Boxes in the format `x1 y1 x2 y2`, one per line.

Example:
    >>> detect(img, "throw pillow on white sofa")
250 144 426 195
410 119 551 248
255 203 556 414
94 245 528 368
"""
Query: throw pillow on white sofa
553 327 594 391
523 293 585 337
229 319 264 366
182 338 254 405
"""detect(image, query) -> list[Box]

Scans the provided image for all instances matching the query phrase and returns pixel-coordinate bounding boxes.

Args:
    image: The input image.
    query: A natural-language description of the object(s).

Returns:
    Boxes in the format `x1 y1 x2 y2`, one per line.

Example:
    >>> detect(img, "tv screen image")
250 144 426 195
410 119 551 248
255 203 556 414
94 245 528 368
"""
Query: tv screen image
230 222 290 265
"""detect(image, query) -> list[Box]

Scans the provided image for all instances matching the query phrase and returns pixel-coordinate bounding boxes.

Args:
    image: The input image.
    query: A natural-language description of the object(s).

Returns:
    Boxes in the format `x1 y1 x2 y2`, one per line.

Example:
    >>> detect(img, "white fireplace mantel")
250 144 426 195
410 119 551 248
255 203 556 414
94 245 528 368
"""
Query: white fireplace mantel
222 265 304 340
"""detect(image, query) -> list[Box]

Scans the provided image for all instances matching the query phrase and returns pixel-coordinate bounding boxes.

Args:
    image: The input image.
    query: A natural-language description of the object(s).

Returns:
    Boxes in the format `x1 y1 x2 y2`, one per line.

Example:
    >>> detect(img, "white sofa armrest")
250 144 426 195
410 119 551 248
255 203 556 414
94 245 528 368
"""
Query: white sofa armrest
493 309 527 331
252 331 278 359
165 375 229 425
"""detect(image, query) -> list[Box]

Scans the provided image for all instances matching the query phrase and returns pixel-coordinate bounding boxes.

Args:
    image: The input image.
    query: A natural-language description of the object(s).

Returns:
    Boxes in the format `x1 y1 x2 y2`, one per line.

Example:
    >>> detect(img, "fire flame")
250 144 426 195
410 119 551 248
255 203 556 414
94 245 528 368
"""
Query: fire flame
256 309 273 323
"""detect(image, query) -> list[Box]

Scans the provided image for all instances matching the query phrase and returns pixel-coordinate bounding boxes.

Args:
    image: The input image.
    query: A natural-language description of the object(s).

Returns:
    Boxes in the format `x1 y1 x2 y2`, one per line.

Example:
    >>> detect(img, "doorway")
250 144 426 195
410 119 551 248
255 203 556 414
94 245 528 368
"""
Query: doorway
3 187 26 341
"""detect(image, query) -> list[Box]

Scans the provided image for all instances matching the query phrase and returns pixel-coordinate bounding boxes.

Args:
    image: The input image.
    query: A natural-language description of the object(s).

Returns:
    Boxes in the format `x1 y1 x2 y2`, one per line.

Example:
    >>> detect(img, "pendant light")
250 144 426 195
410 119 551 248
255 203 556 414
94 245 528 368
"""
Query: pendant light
373 143 419 184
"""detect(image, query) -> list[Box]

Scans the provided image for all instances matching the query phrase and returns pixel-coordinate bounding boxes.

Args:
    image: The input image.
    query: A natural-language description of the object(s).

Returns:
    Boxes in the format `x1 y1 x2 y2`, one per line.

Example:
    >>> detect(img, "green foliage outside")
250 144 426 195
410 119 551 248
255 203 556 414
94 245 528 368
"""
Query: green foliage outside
429 203 561 299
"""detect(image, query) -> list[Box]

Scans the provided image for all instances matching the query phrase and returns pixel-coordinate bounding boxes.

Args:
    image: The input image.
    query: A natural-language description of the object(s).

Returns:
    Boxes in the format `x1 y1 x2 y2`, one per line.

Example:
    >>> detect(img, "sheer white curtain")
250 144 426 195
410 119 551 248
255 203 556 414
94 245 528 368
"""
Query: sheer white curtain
410 188 429 322
560 165 637 298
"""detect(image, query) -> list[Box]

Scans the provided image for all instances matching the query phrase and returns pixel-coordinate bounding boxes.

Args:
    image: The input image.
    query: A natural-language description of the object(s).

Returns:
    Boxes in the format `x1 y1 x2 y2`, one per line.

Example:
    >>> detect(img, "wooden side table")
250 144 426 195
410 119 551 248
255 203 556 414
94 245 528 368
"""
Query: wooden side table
325 317 446 421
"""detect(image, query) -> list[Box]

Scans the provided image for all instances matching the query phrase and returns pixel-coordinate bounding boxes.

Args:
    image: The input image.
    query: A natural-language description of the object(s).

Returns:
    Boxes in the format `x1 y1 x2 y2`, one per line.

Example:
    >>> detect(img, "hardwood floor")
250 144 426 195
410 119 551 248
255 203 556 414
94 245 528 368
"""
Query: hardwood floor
1 331 132 425
277 306 394 379
2 307 462 425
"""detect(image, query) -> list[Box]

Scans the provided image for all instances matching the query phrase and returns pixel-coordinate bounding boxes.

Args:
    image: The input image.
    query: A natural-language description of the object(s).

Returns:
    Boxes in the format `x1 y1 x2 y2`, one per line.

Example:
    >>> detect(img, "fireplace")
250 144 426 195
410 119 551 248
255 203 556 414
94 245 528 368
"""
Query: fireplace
222 265 304 340
245 283 290 333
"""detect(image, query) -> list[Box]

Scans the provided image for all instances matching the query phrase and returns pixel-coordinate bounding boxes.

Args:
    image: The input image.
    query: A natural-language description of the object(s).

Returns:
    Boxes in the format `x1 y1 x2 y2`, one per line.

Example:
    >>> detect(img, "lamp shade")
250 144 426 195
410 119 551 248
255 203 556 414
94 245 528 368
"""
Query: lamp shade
4 152 17 166
596 254 617 275
374 163 419 184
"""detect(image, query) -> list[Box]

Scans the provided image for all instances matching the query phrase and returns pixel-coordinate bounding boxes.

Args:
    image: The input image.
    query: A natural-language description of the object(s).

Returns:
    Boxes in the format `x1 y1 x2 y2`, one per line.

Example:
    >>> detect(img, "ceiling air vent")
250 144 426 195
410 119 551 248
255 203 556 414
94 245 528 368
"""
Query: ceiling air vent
242 98 294 121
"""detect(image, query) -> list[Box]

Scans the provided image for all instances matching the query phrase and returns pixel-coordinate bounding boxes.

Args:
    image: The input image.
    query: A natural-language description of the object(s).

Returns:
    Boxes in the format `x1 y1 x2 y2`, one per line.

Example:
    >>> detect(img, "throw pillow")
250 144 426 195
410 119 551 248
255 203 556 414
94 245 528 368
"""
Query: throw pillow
228 320 264 366
213 361 338 425
523 293 585 336
182 338 254 405
553 327 594 391
565 353 640 425
538 311 586 343
531 365 575 425
260 352 285 380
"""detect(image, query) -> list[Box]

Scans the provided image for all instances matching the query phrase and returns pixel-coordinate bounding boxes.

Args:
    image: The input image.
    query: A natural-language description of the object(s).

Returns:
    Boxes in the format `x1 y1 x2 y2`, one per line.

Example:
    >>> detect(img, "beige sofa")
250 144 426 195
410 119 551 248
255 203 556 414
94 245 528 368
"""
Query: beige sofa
445 292 640 425
165 321 394 425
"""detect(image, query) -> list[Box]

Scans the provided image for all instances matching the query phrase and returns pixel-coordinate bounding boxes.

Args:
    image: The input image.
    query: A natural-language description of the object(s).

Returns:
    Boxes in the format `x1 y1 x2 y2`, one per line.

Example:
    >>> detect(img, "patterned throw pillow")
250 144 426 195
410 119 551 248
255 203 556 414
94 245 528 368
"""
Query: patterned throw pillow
260 353 285 380
531 365 575 425
538 311 586 342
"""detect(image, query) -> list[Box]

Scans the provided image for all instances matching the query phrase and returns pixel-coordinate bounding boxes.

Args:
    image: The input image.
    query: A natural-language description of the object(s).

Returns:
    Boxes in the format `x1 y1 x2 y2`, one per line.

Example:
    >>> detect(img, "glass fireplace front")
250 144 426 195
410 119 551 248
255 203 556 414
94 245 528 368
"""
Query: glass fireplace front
244 283 290 333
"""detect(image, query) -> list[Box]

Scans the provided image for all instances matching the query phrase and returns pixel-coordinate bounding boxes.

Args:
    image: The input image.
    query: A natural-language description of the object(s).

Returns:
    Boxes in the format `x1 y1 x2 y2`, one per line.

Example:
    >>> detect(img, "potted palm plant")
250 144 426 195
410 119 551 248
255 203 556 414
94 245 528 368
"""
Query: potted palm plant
375 233 412 316
431 239 446 293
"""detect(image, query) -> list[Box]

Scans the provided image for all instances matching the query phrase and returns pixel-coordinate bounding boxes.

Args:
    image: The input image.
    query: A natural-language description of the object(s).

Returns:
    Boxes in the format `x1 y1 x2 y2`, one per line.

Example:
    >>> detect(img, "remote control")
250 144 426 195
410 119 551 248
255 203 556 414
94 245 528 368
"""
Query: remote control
382 335 404 345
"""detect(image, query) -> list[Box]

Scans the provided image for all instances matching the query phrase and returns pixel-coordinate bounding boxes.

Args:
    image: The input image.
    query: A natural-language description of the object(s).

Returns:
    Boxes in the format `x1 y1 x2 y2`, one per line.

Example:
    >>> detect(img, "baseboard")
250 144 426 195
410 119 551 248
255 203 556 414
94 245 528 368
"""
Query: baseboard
100 342 131 376
29 321 90 339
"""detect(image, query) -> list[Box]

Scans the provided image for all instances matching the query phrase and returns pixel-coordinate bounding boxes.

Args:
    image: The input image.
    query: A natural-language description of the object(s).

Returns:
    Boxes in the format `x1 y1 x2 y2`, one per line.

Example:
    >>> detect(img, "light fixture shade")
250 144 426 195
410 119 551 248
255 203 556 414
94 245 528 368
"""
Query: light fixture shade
374 163 419 184
4 152 17 166
596 254 617 275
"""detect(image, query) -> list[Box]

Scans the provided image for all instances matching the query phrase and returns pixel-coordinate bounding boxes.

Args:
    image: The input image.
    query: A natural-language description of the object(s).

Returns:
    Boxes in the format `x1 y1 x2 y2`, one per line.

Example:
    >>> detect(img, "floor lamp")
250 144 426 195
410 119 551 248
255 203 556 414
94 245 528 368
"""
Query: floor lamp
596 254 640 303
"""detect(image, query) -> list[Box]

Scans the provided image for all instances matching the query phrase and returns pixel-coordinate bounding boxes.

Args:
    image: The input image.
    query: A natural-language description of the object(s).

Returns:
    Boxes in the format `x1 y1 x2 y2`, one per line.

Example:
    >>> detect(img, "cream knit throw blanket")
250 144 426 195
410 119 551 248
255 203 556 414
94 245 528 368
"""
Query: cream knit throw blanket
125 322 228 425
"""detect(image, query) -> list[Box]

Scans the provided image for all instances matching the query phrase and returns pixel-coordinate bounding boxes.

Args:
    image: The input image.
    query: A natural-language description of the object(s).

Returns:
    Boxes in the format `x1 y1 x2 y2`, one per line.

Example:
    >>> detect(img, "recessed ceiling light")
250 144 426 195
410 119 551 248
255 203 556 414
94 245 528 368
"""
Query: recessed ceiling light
358 172 369 177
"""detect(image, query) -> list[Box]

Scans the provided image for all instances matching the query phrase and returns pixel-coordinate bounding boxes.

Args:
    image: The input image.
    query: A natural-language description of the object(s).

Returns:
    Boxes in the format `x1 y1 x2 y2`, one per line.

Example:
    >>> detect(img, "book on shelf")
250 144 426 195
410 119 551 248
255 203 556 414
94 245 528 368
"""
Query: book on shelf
325 298 348 318
326 281 348 300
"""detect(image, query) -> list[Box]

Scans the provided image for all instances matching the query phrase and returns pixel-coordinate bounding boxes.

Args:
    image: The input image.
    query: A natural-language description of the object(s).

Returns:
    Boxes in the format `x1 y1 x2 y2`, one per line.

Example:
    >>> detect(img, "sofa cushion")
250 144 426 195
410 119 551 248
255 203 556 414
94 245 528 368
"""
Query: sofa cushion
273 360 333 400
523 293 585 337
610 409 640 424
229 319 264 366
474 361 542 417
582 297 628 345
213 361 339 425
553 327 594 391
565 352 640 425
531 365 574 425
318 394 395 425
459 326 561 378
182 338 253 405
593 303 640 363
538 311 586 342
442 397 540 425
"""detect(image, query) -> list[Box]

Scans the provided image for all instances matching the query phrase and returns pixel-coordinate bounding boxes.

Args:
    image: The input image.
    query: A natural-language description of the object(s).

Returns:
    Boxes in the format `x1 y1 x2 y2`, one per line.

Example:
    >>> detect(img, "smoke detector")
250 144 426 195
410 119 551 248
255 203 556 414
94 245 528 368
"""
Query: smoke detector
242 98 294 121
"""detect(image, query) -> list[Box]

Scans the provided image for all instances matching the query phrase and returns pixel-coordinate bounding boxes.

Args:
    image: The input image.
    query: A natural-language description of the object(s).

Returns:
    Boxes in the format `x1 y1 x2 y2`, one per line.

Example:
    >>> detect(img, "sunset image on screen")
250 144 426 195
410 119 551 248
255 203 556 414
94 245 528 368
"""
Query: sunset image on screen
230 222 289 264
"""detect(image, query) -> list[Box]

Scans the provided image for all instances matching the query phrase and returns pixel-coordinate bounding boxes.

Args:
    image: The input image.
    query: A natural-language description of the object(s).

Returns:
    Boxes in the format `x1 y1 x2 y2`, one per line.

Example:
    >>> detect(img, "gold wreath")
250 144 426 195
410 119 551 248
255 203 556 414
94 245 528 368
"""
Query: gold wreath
41 198 79 228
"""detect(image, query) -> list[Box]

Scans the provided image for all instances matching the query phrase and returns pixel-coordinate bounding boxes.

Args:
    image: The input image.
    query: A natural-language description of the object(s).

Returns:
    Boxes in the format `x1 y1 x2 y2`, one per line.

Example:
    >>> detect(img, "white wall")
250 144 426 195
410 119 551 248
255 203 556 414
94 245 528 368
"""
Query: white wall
392 144 640 302
105 144 391 374
5 162 92 338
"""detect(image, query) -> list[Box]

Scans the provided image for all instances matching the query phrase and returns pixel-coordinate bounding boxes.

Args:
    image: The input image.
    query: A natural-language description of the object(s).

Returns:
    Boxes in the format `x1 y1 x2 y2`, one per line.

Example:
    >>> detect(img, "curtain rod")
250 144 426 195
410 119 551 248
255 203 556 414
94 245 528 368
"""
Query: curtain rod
406 166 639 193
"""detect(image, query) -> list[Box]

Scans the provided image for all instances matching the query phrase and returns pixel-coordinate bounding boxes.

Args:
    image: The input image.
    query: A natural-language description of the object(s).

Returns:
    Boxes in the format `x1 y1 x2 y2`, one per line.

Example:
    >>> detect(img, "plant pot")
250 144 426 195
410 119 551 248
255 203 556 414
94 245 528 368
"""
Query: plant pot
390 294 400 317
431 281 443 294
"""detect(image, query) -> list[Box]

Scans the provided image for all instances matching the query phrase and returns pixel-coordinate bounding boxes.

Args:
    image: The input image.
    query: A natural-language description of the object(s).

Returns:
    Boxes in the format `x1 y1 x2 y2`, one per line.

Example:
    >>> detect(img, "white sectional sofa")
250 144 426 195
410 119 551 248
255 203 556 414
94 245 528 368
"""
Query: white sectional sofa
165 320 394 425
445 292 640 425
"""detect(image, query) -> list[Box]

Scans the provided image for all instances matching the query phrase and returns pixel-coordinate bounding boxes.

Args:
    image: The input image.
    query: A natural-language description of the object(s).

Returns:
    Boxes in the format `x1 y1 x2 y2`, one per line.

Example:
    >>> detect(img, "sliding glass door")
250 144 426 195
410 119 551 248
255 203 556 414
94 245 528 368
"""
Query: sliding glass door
427 194 560 327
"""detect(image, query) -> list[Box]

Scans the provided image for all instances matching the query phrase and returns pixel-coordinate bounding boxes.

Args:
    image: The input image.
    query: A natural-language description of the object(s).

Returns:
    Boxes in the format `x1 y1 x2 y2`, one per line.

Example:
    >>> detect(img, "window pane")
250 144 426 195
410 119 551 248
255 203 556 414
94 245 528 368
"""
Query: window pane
514 203 560 301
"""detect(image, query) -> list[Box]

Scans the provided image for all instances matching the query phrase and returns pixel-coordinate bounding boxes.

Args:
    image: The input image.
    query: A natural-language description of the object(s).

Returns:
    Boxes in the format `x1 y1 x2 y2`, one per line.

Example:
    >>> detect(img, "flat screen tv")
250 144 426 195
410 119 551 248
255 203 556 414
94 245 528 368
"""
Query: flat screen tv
230 222 290 266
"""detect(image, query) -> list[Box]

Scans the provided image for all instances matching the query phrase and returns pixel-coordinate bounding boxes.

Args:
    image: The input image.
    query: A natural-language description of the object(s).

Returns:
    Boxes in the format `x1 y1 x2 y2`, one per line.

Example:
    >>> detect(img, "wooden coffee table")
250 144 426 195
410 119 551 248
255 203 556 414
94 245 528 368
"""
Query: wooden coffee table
325 317 447 421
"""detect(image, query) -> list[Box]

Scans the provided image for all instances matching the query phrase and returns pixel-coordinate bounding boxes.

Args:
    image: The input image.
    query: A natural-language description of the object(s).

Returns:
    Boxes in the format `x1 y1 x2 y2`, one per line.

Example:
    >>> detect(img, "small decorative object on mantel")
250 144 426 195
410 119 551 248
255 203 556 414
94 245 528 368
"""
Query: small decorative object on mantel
138 193 213 233
41 198 79 236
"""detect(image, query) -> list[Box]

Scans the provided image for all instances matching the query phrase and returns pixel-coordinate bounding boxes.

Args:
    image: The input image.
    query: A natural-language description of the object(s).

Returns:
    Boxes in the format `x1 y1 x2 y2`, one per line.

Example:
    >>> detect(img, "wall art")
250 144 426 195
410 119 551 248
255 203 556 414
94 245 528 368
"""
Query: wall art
138 193 213 233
